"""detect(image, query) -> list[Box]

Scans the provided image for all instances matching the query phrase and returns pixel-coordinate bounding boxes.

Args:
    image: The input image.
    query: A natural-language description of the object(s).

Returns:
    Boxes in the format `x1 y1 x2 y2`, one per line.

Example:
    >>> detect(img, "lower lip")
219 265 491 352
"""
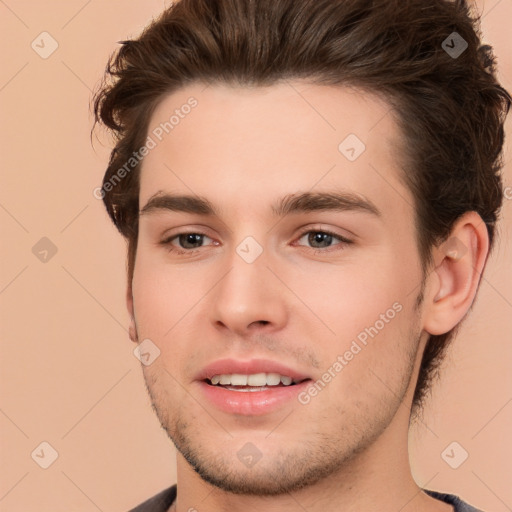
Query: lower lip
197 380 311 416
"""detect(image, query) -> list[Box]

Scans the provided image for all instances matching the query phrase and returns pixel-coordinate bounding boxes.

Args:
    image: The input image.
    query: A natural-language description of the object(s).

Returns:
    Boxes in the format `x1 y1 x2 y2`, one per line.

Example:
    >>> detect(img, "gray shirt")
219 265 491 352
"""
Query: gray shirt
129 485 485 511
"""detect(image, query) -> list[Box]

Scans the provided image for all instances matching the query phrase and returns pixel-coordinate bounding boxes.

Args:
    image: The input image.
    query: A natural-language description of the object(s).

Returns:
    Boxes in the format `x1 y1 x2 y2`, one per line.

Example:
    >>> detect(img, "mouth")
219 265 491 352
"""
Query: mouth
196 362 313 415
204 372 310 392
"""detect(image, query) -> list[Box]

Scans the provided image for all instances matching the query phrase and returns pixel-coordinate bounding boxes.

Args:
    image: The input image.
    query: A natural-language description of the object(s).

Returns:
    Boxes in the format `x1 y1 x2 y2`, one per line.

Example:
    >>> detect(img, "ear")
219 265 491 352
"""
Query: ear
127 283 139 343
422 211 490 336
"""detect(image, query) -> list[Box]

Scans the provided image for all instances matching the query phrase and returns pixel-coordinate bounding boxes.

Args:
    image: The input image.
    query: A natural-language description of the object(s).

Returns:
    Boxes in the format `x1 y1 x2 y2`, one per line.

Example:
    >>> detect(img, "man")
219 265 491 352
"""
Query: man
93 0 510 510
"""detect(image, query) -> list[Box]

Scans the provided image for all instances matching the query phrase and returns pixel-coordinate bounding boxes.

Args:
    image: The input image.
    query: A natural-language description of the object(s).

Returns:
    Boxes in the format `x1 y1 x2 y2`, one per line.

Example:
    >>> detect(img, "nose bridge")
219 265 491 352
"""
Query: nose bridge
210 236 287 333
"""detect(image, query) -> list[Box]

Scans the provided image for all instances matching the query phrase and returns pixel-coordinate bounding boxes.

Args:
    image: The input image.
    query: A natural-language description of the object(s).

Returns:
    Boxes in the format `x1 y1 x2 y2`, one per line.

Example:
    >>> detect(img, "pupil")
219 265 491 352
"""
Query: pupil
181 233 202 248
310 232 332 248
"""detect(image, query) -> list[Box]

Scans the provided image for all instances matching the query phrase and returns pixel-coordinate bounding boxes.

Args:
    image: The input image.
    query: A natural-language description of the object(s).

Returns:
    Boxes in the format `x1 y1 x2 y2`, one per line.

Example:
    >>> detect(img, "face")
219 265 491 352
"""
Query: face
130 81 428 495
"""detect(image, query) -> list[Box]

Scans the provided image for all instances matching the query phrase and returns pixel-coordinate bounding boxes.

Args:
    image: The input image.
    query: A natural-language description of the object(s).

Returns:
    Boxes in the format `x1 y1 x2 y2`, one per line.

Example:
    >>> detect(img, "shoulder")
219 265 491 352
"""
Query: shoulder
128 484 177 512
424 489 485 512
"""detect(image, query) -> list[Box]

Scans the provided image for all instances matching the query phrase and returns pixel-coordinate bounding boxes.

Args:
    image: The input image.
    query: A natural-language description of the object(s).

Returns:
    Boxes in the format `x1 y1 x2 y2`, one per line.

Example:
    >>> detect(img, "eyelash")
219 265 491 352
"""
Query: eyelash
160 228 353 256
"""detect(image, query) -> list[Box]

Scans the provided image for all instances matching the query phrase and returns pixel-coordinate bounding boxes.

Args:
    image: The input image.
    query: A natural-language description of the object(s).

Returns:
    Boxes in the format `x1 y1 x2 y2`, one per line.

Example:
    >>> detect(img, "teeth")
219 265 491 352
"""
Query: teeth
219 374 231 385
209 372 296 387
247 373 266 386
230 374 248 386
265 373 281 386
280 375 292 386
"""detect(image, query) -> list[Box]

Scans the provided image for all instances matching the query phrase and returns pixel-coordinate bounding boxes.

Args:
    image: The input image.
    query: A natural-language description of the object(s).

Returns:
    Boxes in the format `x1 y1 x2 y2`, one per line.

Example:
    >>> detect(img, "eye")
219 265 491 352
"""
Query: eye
294 229 353 252
161 232 216 254
160 228 353 256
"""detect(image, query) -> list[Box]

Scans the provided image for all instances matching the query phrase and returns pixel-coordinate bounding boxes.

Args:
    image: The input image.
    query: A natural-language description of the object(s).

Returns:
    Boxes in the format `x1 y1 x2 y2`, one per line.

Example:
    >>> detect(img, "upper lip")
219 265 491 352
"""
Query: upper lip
195 358 311 382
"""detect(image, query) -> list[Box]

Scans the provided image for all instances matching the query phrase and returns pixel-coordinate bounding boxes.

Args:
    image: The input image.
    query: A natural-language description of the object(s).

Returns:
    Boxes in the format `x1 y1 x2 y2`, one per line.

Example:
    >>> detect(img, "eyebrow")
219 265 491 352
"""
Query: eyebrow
139 190 381 218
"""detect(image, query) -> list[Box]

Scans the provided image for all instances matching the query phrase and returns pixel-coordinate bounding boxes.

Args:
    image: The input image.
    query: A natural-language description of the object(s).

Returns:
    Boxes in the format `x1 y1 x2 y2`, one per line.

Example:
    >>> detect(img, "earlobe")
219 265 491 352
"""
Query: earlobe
126 285 139 344
423 212 489 336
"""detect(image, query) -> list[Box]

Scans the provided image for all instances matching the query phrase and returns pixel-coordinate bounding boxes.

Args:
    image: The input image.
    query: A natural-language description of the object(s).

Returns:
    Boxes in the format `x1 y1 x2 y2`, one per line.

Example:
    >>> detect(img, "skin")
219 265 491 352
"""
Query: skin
127 81 489 512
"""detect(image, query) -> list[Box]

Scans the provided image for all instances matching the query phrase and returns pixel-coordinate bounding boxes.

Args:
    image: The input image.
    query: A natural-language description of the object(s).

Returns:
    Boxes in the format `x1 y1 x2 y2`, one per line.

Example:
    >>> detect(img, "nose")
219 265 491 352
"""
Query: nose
210 247 288 338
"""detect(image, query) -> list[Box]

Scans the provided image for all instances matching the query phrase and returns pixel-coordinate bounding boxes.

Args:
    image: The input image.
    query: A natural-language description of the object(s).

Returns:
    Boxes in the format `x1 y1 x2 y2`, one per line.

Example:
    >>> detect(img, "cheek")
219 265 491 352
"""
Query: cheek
288 252 406 335
131 253 227 381
307 303 419 423
290 251 419 389
131 256 201 342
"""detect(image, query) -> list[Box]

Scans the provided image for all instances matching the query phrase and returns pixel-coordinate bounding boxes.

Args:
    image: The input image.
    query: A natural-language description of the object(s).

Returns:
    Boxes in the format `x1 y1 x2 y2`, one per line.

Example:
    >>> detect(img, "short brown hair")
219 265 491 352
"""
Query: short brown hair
93 0 510 416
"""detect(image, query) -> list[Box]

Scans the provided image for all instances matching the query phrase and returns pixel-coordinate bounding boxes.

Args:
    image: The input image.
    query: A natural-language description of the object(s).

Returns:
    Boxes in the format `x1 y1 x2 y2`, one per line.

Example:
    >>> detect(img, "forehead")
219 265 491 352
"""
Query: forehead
139 81 412 222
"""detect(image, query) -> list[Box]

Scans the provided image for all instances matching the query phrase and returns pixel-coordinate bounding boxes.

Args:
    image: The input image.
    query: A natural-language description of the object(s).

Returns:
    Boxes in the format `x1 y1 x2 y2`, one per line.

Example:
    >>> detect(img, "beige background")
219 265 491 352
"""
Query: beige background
1 1 511 511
